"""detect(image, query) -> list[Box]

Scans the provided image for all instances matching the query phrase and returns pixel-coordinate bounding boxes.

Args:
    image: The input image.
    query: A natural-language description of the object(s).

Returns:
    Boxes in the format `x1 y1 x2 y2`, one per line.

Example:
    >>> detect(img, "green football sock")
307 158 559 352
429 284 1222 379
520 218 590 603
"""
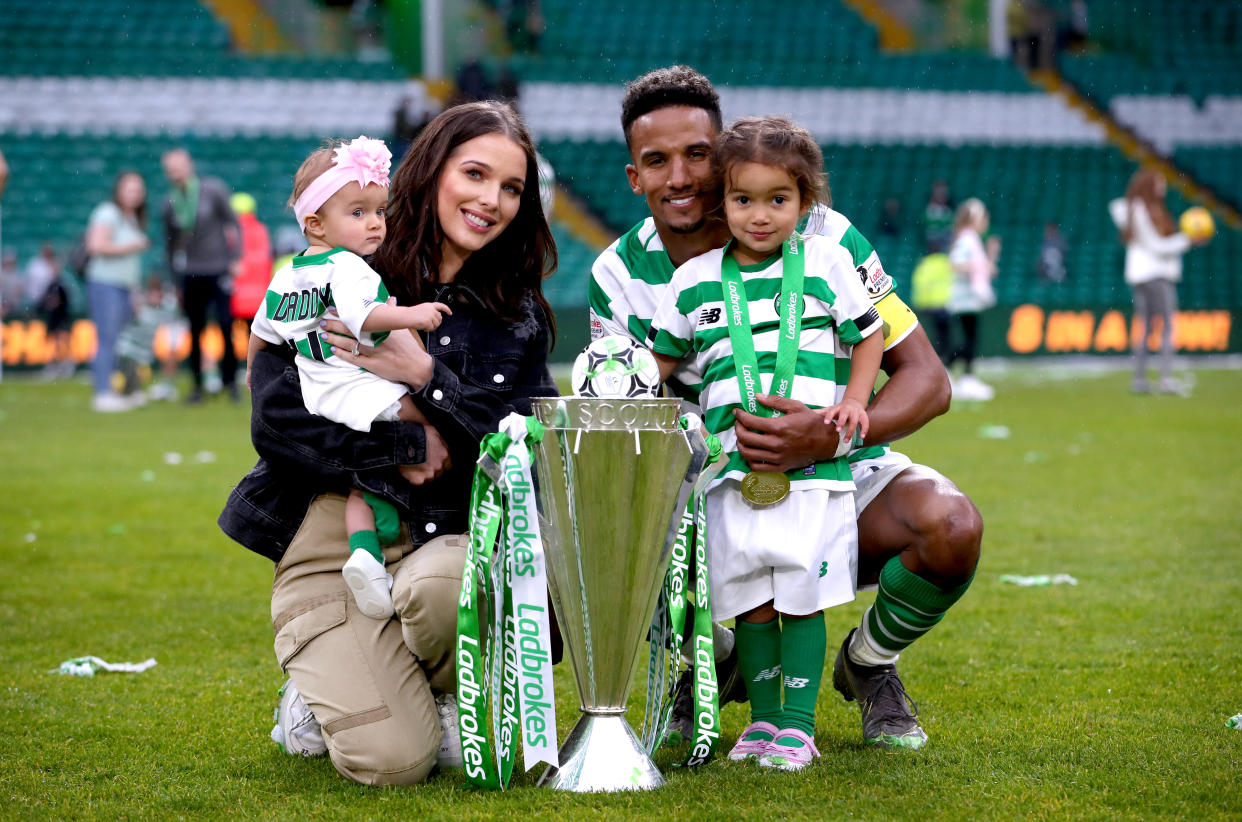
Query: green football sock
778 614 826 740
362 492 401 545
857 556 974 663
348 530 383 564
735 617 783 735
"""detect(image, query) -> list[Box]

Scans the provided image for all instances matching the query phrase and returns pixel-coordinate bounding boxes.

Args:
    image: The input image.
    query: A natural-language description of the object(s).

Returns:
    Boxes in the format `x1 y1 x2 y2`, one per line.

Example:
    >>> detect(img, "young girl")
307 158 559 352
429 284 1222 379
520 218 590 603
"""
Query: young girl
247 136 450 620
647 116 884 771
944 197 1000 400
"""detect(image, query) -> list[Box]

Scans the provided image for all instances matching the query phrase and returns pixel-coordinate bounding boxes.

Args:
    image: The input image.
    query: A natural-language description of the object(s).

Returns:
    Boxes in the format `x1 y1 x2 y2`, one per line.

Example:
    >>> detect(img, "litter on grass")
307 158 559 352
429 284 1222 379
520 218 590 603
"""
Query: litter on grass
194 450 217 463
51 656 158 677
1227 714 1242 729
163 452 183 465
999 574 1078 587
978 425 1011 439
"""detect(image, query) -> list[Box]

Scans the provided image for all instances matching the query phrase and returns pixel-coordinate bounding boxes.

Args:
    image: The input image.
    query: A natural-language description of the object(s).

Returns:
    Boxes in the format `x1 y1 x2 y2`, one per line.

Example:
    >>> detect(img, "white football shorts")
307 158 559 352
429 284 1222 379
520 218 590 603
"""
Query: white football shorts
850 450 915 514
705 483 858 621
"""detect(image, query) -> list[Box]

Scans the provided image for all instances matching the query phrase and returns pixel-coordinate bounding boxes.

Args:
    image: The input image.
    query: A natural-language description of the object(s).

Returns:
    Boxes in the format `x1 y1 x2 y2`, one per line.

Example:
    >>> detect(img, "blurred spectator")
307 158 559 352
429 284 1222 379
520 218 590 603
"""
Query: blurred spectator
392 95 435 164
1108 168 1205 395
0 148 8 198
228 192 273 332
945 198 1000 401
1037 221 1068 283
878 196 903 238
455 57 494 102
501 0 544 52
38 266 75 380
116 275 183 402
24 243 60 307
1058 0 1089 53
86 171 150 412
1008 0 1055 70
0 249 22 317
161 148 241 404
910 246 954 356
922 179 954 253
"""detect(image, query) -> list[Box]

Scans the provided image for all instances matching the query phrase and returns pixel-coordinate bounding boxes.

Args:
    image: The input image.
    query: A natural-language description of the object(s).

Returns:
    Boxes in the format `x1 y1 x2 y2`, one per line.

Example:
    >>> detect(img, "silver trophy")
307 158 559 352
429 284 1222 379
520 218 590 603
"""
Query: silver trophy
529 397 708 792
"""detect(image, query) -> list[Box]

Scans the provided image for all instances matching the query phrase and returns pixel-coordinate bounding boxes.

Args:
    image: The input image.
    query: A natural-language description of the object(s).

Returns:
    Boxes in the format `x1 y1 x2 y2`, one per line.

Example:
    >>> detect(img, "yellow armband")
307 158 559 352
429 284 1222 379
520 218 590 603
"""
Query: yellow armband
875 292 919 350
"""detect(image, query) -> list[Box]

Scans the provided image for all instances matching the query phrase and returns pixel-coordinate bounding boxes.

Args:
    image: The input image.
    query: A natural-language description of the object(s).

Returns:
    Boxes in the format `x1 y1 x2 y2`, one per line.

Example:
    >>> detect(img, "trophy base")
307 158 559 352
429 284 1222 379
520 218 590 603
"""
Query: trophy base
537 713 664 792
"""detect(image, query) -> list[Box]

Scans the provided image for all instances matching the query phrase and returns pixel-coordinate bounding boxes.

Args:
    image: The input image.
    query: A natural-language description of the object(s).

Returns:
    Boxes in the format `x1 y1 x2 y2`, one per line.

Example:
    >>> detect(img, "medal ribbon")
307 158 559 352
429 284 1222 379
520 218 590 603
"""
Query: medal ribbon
457 413 558 789
719 235 806 419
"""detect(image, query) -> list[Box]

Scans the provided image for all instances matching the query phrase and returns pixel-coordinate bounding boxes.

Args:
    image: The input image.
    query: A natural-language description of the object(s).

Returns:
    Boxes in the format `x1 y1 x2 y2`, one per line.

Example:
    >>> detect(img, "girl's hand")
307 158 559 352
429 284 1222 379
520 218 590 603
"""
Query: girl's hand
821 397 869 442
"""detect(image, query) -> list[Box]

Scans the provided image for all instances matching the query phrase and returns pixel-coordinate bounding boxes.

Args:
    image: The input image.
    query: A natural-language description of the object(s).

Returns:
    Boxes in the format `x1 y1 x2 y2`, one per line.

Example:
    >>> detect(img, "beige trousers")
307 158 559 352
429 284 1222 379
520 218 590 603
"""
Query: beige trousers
271 494 464 785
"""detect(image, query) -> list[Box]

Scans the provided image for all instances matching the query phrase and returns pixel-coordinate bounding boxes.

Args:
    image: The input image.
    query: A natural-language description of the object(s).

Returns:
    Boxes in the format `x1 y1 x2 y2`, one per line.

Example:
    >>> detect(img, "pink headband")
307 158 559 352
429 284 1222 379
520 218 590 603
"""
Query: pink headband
294 136 392 233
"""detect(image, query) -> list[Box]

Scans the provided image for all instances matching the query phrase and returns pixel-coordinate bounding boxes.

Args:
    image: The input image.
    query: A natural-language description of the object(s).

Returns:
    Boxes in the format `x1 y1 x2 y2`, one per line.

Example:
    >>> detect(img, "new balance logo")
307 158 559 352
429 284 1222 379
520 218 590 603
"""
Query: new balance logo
700 307 722 325
783 676 811 689
752 665 781 682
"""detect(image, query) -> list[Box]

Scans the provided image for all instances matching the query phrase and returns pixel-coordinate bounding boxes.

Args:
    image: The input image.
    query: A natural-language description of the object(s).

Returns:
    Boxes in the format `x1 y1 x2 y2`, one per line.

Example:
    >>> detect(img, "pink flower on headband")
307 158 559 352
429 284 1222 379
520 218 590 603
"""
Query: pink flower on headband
332 136 391 189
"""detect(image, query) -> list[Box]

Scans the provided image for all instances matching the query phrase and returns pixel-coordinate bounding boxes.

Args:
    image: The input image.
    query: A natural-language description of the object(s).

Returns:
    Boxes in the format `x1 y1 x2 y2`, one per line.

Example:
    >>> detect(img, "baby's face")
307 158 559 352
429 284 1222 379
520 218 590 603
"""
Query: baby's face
315 182 389 256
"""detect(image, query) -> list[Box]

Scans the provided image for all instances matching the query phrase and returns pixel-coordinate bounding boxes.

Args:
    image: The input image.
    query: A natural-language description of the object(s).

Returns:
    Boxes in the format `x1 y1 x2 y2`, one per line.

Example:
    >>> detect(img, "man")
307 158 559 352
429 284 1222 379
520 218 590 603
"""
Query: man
161 148 241 403
589 66 982 750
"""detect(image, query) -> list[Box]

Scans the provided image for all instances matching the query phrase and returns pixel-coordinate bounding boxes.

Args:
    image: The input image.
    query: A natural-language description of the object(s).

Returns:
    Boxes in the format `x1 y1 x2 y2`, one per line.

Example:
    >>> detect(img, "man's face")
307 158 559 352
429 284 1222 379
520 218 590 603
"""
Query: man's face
162 151 193 186
625 106 717 236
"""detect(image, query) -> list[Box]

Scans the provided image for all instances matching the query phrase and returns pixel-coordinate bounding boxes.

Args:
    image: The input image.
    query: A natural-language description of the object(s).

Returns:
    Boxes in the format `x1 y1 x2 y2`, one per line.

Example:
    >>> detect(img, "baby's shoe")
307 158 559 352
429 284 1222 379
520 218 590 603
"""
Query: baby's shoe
342 551 394 619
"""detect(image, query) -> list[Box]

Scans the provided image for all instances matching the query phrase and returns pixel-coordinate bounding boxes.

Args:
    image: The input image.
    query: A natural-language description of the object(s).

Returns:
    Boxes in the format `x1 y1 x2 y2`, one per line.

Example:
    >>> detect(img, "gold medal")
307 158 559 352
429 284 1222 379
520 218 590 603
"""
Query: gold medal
740 471 790 506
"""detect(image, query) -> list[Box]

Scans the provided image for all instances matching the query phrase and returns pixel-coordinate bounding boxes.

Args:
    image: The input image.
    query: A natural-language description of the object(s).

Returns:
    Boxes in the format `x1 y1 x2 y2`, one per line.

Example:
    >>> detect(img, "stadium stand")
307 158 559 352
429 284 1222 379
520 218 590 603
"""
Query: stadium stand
0 0 1236 355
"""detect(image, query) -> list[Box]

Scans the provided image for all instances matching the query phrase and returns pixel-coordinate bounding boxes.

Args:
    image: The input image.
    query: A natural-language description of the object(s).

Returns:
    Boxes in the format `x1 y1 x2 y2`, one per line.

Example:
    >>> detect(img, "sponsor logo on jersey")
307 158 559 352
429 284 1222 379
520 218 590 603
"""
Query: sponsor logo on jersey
699 307 722 326
588 311 604 340
858 261 892 298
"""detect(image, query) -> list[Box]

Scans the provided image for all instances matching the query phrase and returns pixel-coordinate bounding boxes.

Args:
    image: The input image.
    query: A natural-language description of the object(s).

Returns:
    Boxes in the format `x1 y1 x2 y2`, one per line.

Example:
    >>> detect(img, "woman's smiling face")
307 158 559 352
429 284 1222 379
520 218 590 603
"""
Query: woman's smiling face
435 133 528 264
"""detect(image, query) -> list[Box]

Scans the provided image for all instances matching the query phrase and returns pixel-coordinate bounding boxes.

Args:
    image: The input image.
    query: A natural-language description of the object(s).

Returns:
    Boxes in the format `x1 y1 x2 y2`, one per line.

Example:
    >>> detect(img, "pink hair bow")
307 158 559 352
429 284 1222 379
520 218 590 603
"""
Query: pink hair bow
294 136 393 233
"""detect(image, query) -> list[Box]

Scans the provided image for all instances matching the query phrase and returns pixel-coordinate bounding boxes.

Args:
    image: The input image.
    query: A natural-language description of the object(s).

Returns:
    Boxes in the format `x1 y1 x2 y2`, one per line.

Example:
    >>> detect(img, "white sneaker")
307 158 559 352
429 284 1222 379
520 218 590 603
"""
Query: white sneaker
91 392 132 413
148 381 178 402
271 680 327 756
955 374 995 402
342 550 394 619
435 692 463 769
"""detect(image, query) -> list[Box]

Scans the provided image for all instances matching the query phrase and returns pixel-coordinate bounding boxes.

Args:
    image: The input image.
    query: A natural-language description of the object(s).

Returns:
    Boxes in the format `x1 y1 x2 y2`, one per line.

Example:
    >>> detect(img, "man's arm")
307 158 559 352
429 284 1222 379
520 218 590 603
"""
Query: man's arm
733 325 950 472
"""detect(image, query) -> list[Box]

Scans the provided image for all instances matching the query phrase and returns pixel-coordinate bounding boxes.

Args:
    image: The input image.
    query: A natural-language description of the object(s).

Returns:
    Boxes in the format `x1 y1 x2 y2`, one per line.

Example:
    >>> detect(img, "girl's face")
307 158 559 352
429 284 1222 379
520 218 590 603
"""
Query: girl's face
312 181 387 256
435 133 527 265
723 161 802 266
116 174 146 211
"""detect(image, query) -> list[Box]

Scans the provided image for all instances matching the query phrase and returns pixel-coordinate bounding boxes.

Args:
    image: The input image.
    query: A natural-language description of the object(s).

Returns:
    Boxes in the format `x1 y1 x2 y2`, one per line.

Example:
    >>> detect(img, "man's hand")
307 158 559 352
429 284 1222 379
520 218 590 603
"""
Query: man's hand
399 422 452 486
732 394 841 472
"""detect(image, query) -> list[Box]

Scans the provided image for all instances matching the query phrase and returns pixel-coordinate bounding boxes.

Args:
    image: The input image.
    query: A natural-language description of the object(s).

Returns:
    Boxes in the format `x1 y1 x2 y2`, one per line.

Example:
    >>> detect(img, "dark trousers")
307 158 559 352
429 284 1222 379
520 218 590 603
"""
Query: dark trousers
944 312 980 374
182 273 238 388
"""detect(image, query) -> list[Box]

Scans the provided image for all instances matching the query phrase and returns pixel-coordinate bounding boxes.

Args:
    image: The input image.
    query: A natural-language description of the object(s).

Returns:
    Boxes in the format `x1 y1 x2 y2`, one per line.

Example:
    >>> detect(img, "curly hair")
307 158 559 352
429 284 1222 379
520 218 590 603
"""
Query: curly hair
620 65 723 149
711 116 827 212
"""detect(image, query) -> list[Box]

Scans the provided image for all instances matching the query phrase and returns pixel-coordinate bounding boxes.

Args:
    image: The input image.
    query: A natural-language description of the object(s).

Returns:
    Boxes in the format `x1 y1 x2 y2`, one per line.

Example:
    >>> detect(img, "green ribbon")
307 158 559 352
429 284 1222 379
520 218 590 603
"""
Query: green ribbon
719 234 806 421
642 425 725 766
456 414 555 790
170 176 200 233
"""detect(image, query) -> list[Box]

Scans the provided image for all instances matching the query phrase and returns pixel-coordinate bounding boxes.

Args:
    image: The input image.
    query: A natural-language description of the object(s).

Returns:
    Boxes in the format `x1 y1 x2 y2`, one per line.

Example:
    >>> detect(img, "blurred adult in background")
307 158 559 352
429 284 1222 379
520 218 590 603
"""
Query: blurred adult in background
0 148 8 198
161 148 241 404
945 198 999 401
1108 168 1203 395
0 249 21 317
85 171 150 412
227 192 272 333
922 179 954 253
24 243 60 308
1037 221 1068 284
910 244 954 356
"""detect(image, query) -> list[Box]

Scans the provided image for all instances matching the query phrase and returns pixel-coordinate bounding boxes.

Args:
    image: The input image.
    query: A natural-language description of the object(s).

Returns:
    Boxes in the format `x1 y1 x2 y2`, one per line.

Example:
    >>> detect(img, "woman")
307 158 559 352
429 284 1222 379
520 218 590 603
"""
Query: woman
85 171 150 412
1108 168 1199 394
219 101 558 785
945 198 999 401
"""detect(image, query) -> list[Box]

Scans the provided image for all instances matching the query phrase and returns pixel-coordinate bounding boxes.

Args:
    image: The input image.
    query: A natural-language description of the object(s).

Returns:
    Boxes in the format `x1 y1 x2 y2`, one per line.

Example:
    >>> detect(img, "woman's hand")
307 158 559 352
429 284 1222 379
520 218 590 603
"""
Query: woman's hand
398 422 452 485
321 307 434 389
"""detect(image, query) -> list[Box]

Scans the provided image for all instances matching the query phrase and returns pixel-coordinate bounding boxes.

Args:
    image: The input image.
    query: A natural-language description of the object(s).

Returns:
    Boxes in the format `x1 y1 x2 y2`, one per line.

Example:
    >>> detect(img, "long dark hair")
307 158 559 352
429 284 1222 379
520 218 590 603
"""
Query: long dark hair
710 116 828 215
1123 167 1175 243
113 170 147 230
374 101 556 339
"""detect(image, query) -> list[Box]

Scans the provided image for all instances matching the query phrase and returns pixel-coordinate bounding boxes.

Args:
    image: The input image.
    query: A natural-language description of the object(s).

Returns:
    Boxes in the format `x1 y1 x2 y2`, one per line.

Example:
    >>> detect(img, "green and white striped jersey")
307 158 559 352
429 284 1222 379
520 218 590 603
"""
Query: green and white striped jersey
589 203 897 345
649 235 882 491
588 204 917 463
250 246 405 432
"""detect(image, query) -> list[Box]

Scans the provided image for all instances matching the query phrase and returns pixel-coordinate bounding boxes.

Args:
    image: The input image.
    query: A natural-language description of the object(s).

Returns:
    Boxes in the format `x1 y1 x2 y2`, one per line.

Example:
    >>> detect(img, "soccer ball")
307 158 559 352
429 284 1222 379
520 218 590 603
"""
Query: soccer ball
1179 206 1216 243
570 335 661 398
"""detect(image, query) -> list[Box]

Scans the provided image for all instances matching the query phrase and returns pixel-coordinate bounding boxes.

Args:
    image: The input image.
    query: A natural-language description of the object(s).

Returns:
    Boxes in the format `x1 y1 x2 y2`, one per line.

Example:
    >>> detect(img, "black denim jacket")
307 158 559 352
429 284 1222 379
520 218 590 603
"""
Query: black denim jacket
218 282 558 562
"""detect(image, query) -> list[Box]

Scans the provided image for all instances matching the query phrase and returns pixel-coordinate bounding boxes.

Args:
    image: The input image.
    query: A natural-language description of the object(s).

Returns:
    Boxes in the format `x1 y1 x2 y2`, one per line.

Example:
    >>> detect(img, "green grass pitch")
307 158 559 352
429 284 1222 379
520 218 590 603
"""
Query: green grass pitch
0 366 1239 820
